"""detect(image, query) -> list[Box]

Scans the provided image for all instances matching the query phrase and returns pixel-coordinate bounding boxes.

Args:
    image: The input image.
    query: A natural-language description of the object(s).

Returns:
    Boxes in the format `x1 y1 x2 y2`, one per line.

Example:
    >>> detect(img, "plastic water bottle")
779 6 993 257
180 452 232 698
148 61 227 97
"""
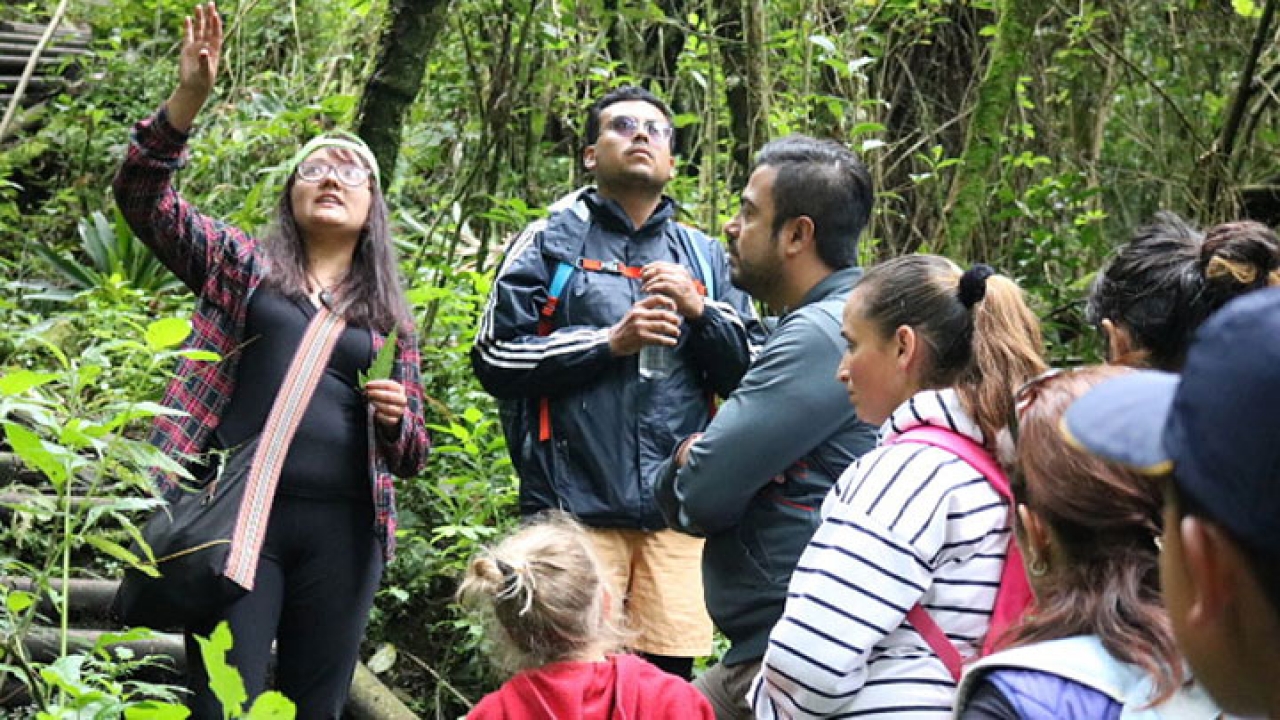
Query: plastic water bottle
639 343 675 380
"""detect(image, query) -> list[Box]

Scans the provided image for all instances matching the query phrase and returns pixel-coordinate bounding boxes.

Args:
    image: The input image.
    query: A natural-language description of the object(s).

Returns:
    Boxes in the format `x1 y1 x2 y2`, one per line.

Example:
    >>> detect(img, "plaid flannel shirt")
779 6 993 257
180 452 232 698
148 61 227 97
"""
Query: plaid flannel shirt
112 108 429 560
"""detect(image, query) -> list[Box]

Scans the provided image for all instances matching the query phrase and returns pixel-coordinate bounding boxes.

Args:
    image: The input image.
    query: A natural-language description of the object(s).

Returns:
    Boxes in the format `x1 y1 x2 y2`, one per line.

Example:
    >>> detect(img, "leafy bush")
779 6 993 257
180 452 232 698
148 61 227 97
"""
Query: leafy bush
30 209 185 298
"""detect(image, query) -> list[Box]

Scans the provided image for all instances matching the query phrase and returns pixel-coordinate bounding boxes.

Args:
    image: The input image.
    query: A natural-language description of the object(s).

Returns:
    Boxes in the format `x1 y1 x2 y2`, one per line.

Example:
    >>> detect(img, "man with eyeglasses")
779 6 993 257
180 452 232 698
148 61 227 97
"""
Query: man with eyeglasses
472 86 763 679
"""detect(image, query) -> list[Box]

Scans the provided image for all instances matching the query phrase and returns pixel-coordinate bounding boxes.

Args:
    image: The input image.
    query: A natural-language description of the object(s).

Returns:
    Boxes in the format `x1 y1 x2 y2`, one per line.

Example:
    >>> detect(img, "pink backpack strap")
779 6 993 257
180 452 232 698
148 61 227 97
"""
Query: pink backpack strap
905 604 964 682
887 424 1030 681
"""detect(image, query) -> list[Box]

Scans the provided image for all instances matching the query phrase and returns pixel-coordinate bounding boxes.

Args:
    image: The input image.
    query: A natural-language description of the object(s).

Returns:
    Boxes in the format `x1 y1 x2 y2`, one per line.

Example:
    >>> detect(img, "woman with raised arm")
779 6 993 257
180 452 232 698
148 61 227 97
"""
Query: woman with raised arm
111 4 428 716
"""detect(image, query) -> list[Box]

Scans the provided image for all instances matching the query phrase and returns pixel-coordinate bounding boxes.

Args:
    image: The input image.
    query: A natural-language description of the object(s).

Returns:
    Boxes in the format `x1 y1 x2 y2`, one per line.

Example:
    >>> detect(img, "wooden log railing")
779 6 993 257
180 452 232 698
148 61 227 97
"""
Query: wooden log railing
0 535 420 717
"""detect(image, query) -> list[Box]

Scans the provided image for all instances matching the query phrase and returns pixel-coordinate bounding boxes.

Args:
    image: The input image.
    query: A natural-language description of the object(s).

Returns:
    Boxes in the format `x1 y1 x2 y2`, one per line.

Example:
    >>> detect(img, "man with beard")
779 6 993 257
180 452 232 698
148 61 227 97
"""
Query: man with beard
472 86 763 678
654 135 878 717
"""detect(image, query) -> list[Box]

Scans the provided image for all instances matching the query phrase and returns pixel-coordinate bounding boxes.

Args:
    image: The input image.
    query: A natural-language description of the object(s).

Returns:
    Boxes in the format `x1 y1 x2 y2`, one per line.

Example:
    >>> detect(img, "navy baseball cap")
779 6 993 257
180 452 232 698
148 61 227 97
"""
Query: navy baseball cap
1063 286 1280 556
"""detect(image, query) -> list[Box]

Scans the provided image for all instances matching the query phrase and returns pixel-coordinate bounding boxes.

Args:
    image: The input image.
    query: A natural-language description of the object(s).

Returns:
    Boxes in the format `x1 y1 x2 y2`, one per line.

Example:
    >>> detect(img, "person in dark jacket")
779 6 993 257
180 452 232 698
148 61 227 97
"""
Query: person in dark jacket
471 86 763 678
653 135 878 718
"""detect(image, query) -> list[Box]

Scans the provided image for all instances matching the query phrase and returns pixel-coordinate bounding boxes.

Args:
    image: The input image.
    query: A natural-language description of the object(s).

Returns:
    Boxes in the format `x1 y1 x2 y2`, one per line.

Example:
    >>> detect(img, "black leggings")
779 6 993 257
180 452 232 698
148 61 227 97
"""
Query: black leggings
185 495 383 719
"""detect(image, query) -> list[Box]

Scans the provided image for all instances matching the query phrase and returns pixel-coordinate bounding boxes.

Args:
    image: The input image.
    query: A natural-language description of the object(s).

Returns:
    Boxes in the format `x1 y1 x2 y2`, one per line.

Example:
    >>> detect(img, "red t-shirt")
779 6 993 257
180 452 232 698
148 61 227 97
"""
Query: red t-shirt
468 654 715 719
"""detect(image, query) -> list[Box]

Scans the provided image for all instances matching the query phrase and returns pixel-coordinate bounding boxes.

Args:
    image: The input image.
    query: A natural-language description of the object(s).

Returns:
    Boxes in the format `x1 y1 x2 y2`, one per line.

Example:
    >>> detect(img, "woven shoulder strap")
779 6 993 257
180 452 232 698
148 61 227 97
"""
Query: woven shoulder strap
223 304 348 590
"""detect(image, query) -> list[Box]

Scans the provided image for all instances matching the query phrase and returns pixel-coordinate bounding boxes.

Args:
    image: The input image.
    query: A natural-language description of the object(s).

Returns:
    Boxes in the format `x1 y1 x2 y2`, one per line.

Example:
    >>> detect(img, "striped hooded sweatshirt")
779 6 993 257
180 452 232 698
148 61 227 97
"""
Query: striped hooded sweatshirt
752 388 1011 719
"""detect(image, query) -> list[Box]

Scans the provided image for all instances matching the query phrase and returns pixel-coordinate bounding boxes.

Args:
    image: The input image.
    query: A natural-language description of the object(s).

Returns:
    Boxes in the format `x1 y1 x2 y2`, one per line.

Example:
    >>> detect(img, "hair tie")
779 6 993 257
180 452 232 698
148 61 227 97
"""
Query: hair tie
958 264 995 309
1205 255 1260 285
495 558 537 616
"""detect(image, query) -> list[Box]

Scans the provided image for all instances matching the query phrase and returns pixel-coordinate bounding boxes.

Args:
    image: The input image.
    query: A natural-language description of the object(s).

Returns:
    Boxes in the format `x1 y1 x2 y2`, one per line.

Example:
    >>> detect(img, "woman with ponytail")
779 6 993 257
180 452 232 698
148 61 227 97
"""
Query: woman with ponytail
1088 212 1280 371
458 513 713 719
751 255 1046 719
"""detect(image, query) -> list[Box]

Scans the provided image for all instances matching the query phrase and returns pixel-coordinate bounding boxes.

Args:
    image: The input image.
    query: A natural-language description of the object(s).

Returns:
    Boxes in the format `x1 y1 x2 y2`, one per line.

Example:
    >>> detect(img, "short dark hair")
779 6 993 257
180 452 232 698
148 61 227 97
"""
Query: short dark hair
752 134 873 269
584 85 674 146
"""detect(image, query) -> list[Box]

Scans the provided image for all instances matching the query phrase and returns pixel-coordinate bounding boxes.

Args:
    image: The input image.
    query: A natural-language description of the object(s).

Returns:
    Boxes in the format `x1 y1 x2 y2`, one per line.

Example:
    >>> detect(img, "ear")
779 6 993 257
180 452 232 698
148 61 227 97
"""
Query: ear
1179 515 1233 629
894 324 919 371
1102 318 1134 364
778 216 815 258
583 145 597 172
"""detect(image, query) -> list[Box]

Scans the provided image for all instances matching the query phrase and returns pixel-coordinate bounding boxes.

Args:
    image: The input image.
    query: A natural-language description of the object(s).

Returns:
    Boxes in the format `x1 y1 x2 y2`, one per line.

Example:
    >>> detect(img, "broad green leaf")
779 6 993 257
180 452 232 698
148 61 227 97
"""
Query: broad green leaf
366 643 397 674
145 317 193 351
850 122 886 137
195 621 248 716
6 590 34 613
177 349 223 362
125 702 192 719
4 422 68 486
1234 0 1262 17
808 34 836 53
0 370 57 396
358 328 398 389
86 536 160 577
40 655 89 695
244 692 296 719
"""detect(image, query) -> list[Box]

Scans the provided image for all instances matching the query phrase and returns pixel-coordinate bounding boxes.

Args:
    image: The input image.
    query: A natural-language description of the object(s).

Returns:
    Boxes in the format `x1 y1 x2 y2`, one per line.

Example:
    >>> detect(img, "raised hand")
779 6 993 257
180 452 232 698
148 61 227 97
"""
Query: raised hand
167 2 223 132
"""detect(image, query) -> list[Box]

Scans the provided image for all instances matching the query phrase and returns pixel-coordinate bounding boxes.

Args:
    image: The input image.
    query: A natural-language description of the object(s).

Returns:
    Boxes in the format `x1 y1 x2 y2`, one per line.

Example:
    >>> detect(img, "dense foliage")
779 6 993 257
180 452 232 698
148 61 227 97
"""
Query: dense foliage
1 0 1277 716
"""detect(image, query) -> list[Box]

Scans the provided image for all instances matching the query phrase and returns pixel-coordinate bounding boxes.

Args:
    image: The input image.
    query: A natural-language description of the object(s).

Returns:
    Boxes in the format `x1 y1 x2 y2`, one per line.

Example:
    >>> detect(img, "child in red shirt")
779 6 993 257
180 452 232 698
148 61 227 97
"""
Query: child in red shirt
458 513 714 719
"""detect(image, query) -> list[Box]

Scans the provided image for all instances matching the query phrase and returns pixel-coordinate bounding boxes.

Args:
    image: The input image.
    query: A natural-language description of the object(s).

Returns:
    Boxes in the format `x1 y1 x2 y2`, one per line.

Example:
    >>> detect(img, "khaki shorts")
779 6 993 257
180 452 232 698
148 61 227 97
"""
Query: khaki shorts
586 527 713 657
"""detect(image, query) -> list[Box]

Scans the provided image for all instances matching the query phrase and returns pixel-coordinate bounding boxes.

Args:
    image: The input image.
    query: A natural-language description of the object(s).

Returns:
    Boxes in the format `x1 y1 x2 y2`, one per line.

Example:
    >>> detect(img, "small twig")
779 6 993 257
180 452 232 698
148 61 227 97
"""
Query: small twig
401 648 474 708
1048 0 1210 156
0 0 71 140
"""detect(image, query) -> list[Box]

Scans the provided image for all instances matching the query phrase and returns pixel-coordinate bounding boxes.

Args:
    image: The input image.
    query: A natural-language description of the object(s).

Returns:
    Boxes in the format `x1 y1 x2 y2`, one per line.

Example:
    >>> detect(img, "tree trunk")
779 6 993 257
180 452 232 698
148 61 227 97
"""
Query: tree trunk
943 0 1039 260
716 0 769 190
1198 0 1277 220
355 0 453 189
872 3 988 257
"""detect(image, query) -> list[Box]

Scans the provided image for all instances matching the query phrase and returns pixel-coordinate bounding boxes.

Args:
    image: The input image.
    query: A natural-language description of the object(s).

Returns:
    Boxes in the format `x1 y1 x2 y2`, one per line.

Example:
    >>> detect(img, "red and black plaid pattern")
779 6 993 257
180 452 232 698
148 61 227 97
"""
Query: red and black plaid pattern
112 109 430 560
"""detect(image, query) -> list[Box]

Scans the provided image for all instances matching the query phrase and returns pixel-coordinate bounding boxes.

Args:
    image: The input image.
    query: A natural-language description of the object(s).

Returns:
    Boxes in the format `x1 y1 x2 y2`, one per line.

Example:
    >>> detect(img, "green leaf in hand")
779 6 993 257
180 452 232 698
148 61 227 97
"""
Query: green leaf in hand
358 328 398 389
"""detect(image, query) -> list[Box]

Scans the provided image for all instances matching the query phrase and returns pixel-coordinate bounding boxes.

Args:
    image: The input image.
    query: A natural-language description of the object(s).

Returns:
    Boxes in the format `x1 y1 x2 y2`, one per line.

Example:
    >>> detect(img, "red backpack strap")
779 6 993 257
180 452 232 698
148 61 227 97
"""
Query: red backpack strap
887 424 1032 679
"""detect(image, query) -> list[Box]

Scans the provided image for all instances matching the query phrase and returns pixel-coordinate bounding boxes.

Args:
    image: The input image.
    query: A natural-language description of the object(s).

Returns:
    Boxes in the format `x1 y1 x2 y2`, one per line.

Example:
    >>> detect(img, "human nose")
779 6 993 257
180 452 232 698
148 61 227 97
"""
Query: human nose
835 354 851 384
724 216 740 240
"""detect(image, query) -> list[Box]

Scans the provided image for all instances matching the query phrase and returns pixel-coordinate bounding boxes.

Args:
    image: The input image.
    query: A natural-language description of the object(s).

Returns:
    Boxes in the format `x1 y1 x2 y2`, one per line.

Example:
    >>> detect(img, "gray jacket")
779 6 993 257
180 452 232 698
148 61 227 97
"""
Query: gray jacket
655 265 877 664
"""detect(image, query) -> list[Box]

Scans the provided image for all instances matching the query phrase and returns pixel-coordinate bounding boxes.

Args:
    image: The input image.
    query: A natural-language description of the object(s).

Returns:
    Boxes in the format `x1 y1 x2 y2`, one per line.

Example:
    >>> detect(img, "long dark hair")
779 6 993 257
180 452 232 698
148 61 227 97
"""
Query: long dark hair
263 147 413 336
1012 365 1183 703
855 254 1046 445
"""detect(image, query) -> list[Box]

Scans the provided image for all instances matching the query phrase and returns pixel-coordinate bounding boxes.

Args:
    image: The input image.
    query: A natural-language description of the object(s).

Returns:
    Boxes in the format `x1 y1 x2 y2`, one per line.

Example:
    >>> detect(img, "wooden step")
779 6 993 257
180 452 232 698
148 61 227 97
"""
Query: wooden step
0 41 89 56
